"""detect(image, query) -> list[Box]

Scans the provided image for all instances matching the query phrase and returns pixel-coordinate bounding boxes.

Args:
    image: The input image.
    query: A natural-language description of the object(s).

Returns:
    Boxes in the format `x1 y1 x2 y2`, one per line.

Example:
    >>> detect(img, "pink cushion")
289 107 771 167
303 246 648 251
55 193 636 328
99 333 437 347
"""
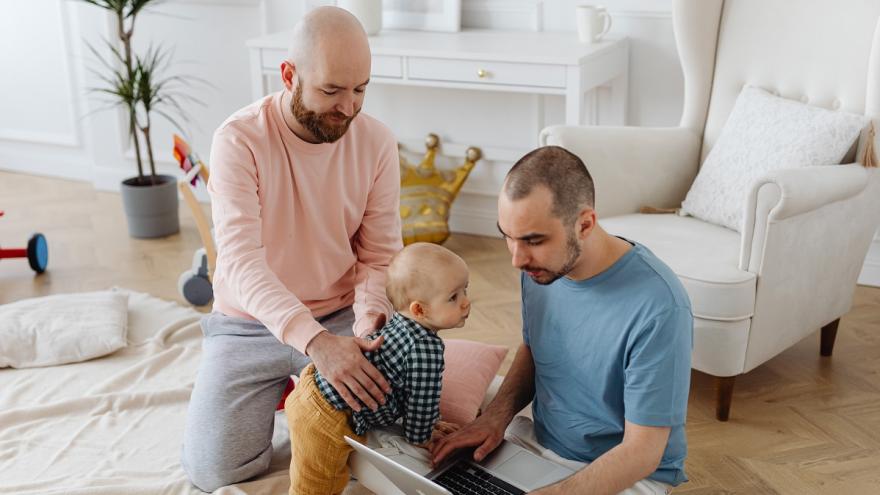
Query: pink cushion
440 339 509 425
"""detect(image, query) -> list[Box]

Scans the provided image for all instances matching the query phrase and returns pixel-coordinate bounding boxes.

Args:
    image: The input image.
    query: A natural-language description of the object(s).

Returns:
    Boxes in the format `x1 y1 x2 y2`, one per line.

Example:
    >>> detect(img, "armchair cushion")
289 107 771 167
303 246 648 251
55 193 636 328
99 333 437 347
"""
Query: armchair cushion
681 86 868 232
602 214 755 322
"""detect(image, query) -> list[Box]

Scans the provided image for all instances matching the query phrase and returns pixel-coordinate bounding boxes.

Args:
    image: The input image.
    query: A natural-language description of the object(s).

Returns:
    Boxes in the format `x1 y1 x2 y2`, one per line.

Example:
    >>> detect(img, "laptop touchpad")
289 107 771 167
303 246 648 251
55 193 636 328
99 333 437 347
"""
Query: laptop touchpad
491 451 573 491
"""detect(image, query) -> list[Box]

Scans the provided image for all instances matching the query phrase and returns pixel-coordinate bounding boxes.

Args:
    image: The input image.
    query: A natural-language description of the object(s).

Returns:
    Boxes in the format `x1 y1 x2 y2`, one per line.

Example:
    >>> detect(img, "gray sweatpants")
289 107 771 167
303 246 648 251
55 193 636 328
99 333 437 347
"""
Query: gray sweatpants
181 307 355 492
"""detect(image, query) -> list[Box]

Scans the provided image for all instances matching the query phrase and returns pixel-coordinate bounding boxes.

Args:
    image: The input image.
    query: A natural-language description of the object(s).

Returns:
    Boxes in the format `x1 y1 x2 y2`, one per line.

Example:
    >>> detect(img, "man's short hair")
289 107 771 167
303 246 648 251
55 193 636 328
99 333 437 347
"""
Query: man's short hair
504 146 595 225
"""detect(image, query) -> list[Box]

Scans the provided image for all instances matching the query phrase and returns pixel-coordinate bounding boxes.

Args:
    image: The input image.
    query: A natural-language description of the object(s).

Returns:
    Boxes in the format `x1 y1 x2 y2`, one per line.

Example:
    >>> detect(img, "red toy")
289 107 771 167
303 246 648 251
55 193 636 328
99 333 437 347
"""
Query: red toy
276 377 295 411
0 211 48 274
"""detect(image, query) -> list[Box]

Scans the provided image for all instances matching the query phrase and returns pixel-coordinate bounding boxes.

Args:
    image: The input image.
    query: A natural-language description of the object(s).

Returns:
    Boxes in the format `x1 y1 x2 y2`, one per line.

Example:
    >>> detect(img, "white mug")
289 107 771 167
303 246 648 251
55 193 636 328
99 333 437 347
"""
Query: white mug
338 0 383 36
576 5 612 44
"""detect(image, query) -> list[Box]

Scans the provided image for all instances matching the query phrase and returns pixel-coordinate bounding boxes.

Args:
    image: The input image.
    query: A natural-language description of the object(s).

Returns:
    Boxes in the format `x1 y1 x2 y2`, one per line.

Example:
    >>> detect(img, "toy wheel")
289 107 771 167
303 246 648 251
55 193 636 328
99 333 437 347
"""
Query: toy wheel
179 272 213 306
27 233 48 273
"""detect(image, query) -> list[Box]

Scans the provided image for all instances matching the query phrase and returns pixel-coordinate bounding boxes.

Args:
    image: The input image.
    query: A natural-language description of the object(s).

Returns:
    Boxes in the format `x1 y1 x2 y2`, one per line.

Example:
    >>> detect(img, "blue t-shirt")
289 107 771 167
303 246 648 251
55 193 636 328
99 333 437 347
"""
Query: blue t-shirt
522 242 692 486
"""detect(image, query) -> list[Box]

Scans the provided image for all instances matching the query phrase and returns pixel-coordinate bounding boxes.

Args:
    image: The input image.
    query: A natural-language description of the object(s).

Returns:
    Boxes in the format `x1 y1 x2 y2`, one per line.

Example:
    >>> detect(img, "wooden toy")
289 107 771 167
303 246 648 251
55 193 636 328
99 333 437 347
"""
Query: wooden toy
173 135 215 306
0 211 48 274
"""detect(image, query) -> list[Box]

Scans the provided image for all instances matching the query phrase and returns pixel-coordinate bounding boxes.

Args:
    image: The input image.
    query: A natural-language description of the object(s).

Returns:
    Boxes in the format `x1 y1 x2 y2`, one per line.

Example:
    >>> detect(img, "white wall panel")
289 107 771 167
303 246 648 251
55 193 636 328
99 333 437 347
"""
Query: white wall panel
860 235 880 287
263 0 307 33
0 0 80 146
0 0 95 181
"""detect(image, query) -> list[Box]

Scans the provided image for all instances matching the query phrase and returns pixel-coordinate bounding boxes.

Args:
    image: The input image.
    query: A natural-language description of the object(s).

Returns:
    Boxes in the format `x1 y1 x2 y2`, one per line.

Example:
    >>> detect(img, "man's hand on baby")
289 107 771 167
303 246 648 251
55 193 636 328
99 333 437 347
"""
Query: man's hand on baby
365 312 386 333
306 331 391 412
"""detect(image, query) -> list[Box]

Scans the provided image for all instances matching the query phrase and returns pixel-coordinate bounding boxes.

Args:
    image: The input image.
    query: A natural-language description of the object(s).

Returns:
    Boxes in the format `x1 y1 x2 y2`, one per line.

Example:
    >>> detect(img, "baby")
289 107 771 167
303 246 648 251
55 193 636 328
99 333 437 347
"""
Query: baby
285 242 471 495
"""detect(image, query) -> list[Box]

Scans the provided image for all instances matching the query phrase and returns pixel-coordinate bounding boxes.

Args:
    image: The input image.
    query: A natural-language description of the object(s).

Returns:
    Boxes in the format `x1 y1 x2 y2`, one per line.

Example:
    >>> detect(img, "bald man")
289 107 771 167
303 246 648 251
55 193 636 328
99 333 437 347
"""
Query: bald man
181 7 402 491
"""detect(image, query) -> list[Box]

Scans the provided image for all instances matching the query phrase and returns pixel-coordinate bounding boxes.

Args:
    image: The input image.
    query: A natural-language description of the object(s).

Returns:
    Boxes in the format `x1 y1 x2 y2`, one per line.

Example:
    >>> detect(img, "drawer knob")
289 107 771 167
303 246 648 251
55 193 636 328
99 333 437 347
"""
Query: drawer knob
477 69 489 78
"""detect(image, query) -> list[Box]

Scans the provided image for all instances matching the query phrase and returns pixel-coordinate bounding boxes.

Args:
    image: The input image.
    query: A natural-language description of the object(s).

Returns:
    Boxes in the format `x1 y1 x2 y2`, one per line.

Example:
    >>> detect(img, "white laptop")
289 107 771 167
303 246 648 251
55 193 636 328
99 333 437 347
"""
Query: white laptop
345 435 575 495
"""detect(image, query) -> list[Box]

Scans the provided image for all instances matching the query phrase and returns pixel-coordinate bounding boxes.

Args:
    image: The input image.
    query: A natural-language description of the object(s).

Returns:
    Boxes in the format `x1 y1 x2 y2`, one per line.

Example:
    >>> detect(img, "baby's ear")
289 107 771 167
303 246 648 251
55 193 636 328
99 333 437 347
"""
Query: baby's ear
409 300 426 317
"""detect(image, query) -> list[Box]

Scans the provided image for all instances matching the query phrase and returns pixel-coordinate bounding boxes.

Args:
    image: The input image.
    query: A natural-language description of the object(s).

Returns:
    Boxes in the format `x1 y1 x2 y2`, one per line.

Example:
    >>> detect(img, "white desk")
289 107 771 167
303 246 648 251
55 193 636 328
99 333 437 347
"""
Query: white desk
246 29 628 127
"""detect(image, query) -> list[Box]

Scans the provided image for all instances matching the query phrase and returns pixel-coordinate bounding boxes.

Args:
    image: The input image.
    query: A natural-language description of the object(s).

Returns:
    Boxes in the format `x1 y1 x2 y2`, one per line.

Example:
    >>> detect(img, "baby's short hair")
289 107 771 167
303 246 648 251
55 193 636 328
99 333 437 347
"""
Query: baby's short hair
386 243 465 311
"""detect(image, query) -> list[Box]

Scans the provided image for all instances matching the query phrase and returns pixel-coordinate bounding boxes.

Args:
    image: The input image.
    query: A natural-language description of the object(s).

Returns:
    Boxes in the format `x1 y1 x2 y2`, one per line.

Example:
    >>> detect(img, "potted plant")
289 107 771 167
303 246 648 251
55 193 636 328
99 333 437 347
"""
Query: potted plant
83 0 198 238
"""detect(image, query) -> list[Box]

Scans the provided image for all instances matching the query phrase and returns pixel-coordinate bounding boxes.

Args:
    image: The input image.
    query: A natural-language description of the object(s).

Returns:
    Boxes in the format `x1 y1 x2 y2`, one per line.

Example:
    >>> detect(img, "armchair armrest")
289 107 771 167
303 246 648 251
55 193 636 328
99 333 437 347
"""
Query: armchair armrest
539 125 701 217
740 164 875 272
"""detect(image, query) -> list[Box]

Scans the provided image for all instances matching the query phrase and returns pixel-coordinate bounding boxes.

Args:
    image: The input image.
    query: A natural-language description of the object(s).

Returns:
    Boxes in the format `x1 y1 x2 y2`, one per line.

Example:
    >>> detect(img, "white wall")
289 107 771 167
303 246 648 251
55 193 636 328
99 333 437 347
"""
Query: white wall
0 0 262 190
1 0 878 286
1 0 682 220
0 0 93 180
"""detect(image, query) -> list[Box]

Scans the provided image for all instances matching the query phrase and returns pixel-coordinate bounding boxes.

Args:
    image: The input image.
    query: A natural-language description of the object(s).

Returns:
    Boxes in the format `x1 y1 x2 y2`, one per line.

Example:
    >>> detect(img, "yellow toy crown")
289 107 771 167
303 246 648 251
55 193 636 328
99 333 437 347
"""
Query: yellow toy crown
399 133 482 245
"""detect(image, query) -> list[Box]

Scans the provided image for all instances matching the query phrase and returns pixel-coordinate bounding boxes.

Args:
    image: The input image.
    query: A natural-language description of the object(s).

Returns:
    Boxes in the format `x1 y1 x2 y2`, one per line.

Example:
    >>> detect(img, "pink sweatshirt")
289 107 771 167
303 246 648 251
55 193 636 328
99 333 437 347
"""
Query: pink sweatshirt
207 91 402 353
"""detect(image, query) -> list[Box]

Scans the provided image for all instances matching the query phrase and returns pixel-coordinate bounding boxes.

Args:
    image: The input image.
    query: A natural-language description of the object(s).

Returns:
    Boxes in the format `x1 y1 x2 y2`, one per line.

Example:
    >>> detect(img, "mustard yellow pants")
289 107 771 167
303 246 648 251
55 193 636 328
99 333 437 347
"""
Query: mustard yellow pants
285 364 366 495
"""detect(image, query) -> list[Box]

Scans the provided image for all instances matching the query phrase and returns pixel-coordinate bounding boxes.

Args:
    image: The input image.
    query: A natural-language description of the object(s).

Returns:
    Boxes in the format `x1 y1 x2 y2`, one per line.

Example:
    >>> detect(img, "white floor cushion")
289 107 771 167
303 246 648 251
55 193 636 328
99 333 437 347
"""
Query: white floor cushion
0 290 129 368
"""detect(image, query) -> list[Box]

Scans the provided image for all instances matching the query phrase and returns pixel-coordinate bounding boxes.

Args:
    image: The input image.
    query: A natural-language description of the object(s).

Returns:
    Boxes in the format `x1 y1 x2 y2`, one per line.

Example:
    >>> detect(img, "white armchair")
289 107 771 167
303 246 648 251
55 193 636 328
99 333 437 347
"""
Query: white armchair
540 0 880 421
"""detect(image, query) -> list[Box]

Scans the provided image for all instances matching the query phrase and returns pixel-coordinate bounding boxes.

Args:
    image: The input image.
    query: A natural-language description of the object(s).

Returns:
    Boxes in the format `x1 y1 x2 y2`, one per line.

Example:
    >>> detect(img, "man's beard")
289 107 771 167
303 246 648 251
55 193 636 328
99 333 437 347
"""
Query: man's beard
290 82 359 143
524 231 581 285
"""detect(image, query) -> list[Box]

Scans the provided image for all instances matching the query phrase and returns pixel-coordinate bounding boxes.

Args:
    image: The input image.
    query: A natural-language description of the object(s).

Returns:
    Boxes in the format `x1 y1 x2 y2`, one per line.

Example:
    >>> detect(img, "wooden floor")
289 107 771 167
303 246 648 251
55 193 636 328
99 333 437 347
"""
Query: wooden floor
2 171 879 494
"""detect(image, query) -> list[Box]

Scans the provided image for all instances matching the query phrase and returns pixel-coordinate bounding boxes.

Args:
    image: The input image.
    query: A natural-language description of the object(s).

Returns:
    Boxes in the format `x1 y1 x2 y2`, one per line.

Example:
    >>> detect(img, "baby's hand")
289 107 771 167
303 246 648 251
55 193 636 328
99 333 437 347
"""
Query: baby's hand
434 421 461 436
424 420 462 450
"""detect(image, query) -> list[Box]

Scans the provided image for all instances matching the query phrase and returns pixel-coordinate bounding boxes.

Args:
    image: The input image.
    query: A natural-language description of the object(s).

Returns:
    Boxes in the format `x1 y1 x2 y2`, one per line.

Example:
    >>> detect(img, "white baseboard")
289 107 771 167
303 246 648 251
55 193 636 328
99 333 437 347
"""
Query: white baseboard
858 239 880 287
449 205 500 237
92 164 184 192
447 191 503 238
858 261 880 287
0 153 93 182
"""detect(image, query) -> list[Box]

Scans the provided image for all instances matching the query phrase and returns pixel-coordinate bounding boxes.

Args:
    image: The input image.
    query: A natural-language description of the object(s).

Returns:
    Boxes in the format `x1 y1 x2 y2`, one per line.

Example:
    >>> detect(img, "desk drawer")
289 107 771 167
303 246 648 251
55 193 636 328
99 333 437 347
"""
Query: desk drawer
407 57 566 88
372 55 403 78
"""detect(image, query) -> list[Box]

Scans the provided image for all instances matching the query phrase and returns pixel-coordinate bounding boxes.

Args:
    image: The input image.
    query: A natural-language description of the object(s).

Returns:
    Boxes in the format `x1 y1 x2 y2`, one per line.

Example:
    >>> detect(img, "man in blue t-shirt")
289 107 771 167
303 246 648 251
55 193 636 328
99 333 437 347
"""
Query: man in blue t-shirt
432 146 693 494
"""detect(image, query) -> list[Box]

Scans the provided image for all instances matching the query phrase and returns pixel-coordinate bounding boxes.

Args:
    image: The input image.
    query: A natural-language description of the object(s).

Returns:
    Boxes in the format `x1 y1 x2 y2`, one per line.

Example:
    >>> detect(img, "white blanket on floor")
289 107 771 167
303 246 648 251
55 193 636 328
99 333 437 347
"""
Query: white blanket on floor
0 290 371 494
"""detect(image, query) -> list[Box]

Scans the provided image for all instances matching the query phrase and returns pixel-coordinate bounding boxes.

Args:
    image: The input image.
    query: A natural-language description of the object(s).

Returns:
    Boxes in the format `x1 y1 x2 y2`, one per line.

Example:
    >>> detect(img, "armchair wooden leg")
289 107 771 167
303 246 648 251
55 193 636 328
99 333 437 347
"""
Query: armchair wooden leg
820 318 840 357
715 376 736 422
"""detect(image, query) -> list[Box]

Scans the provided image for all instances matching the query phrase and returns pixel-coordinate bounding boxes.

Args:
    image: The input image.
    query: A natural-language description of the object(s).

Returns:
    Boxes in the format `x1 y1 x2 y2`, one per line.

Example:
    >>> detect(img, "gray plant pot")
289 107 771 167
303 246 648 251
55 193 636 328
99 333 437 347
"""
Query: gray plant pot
120 174 180 239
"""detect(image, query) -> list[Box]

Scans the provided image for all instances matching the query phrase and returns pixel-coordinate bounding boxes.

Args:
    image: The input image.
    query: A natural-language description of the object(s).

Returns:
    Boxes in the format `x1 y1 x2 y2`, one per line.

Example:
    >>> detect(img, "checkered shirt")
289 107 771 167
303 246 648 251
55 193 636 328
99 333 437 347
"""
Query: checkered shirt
314 312 445 444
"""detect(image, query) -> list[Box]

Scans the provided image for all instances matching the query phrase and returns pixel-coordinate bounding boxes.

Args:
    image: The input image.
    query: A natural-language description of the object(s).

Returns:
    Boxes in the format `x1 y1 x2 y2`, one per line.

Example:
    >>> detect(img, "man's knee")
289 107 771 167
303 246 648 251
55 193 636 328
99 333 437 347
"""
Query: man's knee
183 467 230 493
182 445 272 492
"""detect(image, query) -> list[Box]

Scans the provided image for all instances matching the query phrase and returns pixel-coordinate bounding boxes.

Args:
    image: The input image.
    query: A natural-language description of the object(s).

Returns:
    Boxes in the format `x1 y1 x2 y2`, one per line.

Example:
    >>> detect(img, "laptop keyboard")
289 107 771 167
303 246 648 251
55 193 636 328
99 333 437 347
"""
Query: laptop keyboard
434 463 525 495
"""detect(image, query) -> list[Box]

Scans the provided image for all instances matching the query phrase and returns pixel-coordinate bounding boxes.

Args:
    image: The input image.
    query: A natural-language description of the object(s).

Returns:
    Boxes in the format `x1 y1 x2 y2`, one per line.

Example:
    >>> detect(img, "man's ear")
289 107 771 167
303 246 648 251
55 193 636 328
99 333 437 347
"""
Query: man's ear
409 300 427 318
280 61 296 91
577 207 597 240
